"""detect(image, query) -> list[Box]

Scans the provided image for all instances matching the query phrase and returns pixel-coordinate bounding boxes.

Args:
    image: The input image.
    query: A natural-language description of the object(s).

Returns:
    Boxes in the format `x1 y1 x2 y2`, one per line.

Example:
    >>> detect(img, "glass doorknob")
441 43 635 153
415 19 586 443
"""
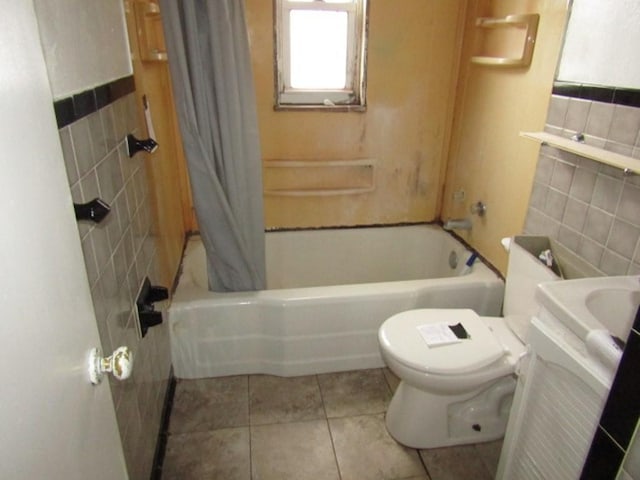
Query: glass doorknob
88 346 133 385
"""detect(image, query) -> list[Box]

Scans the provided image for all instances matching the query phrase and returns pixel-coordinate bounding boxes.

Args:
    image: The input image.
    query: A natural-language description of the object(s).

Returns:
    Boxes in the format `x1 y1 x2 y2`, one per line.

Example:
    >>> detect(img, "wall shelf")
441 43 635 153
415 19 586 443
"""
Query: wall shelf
134 1 168 62
471 13 539 67
263 159 376 197
521 131 640 174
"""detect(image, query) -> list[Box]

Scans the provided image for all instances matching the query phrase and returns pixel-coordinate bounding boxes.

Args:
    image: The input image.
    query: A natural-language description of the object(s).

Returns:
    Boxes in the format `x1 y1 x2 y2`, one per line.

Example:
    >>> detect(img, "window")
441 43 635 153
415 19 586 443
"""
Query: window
275 0 368 109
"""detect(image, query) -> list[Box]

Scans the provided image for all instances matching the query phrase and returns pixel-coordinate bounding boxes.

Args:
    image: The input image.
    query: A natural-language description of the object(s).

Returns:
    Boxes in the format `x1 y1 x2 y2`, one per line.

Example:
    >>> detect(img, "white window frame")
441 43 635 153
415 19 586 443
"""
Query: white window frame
275 0 368 110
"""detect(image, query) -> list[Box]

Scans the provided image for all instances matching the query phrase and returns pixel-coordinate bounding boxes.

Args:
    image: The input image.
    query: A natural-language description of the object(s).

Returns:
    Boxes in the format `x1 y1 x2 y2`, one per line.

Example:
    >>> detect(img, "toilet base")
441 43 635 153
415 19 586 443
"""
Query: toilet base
385 375 516 449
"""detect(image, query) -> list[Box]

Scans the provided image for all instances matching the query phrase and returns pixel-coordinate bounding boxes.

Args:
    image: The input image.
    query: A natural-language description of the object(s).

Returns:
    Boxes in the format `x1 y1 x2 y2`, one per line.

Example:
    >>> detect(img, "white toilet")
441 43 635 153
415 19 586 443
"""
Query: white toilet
378 237 559 449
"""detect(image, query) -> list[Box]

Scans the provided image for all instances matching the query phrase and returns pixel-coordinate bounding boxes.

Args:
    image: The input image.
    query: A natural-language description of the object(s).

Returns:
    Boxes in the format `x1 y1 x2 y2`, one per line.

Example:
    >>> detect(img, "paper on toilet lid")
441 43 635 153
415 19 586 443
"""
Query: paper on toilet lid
417 322 462 347
379 309 506 375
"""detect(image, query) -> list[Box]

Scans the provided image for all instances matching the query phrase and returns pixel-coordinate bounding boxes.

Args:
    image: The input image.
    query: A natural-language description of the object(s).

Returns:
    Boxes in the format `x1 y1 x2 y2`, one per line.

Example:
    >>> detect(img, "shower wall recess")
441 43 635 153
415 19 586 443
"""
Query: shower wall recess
54 76 172 480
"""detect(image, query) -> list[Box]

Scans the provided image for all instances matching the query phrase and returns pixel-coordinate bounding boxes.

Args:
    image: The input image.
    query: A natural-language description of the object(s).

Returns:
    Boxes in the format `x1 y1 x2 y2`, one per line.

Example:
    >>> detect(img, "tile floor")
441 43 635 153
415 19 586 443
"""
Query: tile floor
160 368 502 480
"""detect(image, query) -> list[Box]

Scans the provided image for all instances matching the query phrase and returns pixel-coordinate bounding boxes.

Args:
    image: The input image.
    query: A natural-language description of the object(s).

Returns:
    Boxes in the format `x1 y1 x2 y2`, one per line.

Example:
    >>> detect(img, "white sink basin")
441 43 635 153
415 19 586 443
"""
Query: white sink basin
536 276 640 343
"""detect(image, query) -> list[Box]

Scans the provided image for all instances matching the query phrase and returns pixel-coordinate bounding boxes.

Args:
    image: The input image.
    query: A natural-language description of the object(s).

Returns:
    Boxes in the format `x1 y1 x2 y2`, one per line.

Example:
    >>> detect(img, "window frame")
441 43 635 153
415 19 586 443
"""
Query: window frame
274 0 368 111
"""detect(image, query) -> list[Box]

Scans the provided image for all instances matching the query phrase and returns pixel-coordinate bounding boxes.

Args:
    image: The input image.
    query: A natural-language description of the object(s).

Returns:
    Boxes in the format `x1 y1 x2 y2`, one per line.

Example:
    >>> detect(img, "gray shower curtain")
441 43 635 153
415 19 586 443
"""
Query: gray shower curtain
160 0 266 291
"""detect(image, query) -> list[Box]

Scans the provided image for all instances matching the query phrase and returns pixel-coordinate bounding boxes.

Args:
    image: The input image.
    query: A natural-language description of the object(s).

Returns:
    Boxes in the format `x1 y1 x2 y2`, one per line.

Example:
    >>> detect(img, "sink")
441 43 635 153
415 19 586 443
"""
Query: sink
536 276 640 343
586 288 640 339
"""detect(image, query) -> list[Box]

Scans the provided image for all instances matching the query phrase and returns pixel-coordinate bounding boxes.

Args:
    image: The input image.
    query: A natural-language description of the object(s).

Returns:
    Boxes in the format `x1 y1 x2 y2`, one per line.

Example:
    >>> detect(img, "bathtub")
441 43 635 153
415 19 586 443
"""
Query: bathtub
169 224 504 379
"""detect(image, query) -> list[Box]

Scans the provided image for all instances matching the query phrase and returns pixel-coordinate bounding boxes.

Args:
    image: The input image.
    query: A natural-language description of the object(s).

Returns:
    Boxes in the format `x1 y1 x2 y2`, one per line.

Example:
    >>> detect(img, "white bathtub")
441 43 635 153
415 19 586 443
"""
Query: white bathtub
169 225 504 378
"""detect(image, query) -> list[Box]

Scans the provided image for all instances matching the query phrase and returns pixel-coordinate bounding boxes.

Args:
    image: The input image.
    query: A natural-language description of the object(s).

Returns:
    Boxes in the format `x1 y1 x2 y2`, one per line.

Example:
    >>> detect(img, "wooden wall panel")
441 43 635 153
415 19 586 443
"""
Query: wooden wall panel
123 0 191 290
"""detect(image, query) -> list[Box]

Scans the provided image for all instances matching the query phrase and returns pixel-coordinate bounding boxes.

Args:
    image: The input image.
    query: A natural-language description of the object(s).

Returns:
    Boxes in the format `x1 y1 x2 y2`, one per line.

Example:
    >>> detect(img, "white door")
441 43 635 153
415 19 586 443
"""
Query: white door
0 2 128 479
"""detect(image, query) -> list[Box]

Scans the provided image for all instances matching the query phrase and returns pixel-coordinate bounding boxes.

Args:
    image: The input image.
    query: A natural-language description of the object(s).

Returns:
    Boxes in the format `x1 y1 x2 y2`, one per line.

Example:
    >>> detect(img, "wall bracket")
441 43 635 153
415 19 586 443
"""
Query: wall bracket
471 13 539 67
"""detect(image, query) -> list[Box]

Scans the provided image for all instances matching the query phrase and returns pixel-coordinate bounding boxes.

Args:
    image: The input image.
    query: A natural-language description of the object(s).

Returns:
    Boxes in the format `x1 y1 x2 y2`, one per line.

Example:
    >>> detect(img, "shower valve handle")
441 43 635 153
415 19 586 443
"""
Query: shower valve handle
470 201 487 216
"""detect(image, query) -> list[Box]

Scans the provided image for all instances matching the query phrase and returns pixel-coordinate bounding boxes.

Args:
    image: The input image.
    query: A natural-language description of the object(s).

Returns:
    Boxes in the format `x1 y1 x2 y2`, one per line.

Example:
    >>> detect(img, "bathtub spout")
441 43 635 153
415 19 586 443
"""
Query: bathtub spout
443 218 472 231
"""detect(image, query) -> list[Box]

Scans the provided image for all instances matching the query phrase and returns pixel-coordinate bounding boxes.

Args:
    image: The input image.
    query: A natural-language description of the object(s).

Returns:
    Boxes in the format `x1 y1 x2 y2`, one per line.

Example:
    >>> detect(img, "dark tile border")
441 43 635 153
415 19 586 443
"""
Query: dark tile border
150 372 176 480
580 427 625 480
581 307 640 479
53 97 75 128
599 329 640 448
613 89 640 108
54 75 135 128
553 81 640 108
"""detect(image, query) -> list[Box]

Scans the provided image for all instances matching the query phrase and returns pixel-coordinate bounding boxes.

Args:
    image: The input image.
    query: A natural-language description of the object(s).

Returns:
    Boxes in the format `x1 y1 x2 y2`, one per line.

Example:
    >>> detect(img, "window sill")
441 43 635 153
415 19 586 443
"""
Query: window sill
274 104 366 113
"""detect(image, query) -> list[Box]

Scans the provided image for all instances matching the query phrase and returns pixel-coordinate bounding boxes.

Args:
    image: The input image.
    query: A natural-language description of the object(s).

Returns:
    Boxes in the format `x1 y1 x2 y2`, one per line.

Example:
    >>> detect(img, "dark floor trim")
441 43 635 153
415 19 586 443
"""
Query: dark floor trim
150 372 177 480
443 225 505 281
264 220 442 233
54 75 136 128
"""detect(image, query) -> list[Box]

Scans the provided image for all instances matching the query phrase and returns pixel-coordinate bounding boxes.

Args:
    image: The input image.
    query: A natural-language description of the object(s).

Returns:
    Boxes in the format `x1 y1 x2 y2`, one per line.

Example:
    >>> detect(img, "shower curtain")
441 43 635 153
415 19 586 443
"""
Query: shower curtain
160 0 266 291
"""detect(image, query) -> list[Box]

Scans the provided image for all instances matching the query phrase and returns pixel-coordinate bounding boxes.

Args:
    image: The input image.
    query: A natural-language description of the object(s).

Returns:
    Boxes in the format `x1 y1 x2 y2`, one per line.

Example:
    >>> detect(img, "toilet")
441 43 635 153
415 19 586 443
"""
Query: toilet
378 237 559 449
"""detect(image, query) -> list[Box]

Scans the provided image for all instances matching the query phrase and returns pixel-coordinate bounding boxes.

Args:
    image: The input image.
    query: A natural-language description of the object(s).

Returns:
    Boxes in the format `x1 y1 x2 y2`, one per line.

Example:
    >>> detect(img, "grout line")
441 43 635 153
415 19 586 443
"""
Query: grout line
417 449 433 480
247 375 253 480
381 368 394 395
600 173 626 254
317 374 344 480
382 368 433 479
629 233 640 274
600 425 628 453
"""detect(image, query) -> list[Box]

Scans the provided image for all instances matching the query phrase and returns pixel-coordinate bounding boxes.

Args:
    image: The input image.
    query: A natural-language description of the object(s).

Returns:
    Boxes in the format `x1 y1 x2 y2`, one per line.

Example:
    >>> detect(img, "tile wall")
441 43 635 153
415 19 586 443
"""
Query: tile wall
581 308 640 480
55 76 172 480
524 86 640 276
621 418 640 480
524 83 640 480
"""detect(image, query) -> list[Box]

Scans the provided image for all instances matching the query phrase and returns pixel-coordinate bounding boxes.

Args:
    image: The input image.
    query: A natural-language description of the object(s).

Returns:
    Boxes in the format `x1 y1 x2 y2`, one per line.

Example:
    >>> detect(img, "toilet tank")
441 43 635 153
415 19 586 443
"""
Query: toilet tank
503 236 560 341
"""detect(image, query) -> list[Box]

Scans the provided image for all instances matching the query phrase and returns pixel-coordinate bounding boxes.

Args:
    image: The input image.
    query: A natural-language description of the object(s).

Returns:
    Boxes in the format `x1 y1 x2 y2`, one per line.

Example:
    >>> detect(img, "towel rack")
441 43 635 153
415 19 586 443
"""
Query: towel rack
471 13 539 67
520 131 640 175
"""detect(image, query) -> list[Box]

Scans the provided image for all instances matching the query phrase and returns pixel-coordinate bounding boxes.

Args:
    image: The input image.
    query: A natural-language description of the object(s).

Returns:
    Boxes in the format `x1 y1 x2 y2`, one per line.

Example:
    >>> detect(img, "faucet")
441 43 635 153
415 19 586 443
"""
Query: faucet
443 218 472 231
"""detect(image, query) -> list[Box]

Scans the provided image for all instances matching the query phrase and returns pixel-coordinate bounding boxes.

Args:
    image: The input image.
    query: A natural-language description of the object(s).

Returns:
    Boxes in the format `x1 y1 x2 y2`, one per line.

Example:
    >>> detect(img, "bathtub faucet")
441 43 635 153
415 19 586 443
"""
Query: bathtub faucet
443 218 472 231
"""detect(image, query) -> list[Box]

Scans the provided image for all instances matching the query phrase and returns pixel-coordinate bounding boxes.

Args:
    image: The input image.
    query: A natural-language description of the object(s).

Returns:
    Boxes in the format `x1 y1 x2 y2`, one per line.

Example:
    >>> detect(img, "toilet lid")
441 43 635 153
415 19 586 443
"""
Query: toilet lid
379 309 506 375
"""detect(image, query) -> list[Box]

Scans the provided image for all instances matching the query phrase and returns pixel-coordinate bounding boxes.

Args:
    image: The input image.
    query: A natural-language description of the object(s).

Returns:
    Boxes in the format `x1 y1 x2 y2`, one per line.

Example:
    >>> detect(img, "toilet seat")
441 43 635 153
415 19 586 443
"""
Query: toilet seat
379 309 507 375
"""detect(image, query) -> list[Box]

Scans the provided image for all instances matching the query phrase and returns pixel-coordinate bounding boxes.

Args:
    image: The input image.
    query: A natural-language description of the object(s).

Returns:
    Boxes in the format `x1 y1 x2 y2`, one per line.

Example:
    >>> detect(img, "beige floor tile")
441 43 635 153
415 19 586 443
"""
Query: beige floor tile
329 413 427 480
251 420 340 480
249 374 325 425
169 376 249 434
169 375 249 433
162 428 250 480
394 477 430 480
420 444 493 480
475 439 504 478
318 368 392 418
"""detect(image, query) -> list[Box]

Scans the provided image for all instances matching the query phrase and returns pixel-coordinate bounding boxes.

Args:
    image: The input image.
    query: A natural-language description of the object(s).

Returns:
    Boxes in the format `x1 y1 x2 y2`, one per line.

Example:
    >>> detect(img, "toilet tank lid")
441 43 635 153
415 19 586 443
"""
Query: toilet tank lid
379 309 507 375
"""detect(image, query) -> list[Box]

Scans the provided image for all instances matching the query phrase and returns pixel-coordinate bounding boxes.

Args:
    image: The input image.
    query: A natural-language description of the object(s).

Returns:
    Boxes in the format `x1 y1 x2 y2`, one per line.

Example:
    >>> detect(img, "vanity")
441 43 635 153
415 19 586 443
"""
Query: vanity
497 275 639 479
